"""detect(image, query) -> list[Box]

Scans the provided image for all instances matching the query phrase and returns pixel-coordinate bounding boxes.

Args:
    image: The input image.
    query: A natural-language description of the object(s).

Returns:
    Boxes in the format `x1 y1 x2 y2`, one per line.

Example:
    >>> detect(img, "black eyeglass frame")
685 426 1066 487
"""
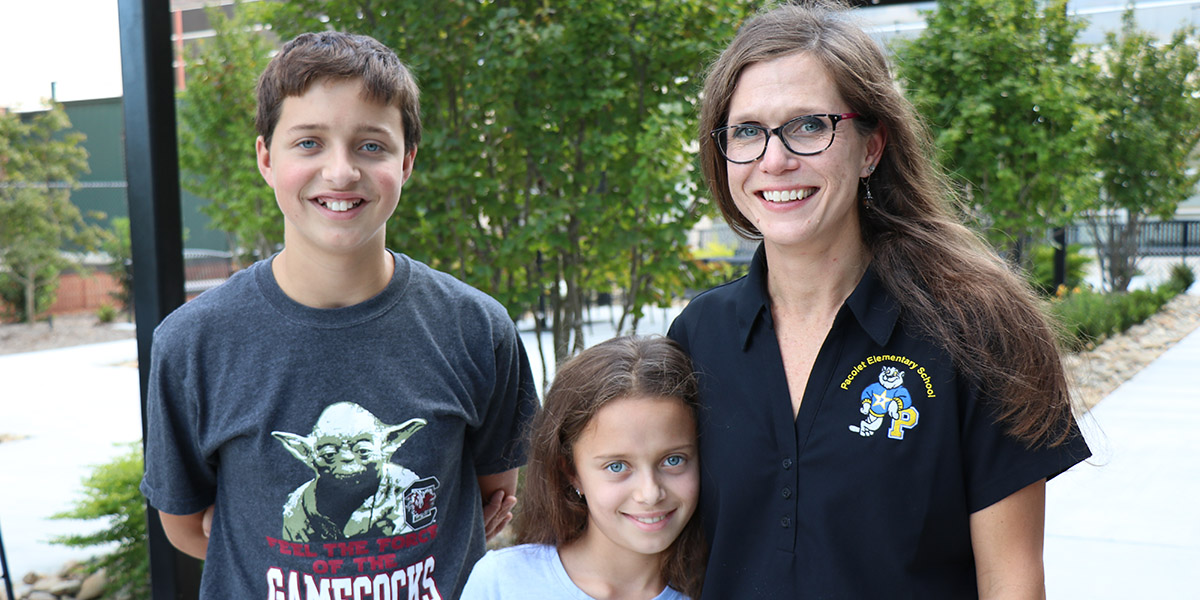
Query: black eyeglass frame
710 112 861 164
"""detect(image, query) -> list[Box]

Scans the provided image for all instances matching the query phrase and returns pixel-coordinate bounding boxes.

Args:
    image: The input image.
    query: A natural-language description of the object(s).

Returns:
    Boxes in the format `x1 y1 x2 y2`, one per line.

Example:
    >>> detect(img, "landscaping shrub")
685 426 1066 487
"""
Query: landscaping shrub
51 443 149 600
102 217 134 321
1166 262 1195 294
1051 280 1181 351
96 302 118 324
1029 243 1092 297
688 240 748 294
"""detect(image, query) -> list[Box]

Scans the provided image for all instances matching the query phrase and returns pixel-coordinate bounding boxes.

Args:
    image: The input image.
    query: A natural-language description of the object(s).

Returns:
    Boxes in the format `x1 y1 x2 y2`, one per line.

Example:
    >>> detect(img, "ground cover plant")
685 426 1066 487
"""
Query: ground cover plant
1050 263 1195 351
50 443 150 600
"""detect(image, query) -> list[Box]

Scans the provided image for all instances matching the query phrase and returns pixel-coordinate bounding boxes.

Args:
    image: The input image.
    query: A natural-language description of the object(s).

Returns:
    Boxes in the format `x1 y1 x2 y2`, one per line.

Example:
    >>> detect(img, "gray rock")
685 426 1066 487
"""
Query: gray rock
48 577 82 597
75 570 107 600
57 562 81 579
29 576 61 593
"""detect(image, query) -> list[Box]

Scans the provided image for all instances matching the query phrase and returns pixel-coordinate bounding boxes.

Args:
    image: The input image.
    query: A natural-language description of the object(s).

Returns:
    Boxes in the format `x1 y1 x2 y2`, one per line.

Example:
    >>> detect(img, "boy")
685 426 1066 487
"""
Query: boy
140 31 538 599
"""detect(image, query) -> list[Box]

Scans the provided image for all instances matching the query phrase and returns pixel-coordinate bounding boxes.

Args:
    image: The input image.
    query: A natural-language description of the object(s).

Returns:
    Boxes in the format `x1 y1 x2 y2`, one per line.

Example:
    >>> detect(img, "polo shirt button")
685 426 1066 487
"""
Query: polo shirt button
782 458 793 469
781 487 792 499
780 516 791 528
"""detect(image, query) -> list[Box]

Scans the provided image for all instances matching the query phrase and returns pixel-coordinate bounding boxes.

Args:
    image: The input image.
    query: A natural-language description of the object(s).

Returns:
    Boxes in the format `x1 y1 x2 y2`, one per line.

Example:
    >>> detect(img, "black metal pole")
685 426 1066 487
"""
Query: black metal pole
1051 0 1070 292
0 518 15 600
117 0 203 598
1053 226 1067 289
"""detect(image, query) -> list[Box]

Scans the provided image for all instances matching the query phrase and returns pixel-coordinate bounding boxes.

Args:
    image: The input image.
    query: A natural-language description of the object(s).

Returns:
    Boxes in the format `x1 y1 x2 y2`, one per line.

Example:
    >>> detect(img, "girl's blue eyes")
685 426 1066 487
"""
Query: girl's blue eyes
361 142 381 152
298 140 317 149
603 456 686 473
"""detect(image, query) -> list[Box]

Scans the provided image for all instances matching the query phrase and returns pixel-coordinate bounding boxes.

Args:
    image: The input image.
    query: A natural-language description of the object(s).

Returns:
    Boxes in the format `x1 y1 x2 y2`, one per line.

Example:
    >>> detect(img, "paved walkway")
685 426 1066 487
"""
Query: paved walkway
1044 322 1200 598
0 341 143 577
0 304 1197 597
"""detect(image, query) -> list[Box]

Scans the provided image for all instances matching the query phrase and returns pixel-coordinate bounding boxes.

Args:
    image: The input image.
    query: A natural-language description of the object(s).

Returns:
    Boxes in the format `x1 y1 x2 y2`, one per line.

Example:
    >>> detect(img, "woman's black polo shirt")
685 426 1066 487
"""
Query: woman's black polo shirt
667 244 1090 599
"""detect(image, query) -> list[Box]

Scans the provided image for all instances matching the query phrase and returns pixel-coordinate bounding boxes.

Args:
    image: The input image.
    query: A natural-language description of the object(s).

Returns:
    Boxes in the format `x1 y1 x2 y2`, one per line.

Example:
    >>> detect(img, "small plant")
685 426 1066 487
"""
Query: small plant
96 302 118 324
1051 279 1181 351
51 443 149 600
1029 243 1092 297
687 241 749 292
691 240 737 260
1167 261 1195 294
102 217 135 320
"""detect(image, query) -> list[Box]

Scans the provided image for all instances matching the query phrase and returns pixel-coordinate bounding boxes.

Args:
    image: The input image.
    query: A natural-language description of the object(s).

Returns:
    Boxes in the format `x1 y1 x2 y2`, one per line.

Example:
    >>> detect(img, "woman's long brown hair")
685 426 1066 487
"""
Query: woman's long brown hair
697 0 1076 448
513 335 706 598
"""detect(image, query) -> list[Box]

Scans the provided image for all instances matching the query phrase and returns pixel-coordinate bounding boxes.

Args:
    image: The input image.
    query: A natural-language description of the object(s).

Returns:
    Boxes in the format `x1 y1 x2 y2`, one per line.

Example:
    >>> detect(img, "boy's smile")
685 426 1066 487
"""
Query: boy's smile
256 77 415 261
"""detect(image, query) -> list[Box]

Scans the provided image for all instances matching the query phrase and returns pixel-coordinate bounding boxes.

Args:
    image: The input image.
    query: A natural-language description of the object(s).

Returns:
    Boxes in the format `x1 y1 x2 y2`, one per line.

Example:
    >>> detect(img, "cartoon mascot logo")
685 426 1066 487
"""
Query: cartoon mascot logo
272 402 440 542
849 366 919 439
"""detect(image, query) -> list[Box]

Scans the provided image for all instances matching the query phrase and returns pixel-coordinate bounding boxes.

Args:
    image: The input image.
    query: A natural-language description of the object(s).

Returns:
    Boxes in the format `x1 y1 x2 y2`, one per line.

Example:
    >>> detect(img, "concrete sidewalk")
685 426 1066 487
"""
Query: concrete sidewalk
0 340 144 577
1044 324 1200 598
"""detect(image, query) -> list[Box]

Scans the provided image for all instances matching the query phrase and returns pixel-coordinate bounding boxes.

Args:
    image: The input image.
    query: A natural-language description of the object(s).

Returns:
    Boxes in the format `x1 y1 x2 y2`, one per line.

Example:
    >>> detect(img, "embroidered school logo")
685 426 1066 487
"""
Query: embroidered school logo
849 365 918 438
272 401 437 542
840 355 935 440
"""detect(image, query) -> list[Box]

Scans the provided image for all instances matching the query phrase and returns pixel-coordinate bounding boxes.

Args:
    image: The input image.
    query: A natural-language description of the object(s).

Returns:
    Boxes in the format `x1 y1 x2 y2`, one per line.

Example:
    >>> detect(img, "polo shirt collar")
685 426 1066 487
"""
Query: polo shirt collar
844 261 901 347
735 244 771 349
736 243 900 349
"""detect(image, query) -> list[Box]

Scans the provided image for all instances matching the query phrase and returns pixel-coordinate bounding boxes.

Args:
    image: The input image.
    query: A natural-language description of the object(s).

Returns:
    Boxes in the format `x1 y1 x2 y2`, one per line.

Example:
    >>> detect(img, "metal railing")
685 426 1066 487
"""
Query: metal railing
183 249 234 295
1067 220 1200 257
691 220 1200 287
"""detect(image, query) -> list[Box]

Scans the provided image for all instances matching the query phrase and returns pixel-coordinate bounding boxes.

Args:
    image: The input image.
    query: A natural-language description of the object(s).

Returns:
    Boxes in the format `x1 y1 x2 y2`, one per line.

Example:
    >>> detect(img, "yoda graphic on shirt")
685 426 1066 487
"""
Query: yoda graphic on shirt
272 402 438 542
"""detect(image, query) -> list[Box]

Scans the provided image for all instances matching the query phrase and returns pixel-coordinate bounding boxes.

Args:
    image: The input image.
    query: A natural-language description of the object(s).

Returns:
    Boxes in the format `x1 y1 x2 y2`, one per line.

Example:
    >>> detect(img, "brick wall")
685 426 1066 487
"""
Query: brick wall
2 253 233 322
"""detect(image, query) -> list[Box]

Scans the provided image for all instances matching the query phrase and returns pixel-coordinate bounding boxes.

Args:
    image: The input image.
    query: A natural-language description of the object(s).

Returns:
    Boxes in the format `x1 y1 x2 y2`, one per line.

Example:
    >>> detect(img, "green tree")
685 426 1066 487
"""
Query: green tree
894 0 1099 267
0 102 104 323
266 0 745 372
1085 10 1200 292
177 1 279 265
103 216 134 319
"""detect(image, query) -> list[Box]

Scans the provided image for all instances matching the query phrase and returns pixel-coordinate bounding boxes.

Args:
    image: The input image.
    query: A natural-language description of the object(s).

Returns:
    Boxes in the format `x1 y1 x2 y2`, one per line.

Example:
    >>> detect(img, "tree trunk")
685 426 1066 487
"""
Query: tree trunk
1088 209 1143 293
529 255 550 390
551 254 568 367
1110 212 1143 293
23 265 37 324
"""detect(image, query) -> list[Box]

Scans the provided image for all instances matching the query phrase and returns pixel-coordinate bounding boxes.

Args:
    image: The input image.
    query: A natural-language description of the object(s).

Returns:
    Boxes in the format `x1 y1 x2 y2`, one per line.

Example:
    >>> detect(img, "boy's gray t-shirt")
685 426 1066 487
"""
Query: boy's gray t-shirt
140 251 538 599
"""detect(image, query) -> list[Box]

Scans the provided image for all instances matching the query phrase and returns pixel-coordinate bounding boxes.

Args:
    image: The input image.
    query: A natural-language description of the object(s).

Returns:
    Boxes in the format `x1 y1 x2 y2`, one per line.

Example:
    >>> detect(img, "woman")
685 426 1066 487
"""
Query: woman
666 2 1091 598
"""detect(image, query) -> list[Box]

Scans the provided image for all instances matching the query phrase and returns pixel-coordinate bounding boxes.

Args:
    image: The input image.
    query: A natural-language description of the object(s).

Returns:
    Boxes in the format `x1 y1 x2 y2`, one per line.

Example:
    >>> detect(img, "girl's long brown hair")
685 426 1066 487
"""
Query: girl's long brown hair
513 336 706 598
697 0 1075 447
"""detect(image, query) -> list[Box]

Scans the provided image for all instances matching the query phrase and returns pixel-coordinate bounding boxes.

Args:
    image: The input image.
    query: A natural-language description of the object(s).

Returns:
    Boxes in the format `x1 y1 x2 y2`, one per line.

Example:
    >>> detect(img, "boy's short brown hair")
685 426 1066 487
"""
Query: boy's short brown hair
256 31 421 150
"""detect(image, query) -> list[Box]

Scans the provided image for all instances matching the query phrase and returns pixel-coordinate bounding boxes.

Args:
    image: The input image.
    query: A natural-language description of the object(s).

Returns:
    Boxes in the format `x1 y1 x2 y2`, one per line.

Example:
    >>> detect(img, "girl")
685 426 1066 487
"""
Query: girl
462 335 705 599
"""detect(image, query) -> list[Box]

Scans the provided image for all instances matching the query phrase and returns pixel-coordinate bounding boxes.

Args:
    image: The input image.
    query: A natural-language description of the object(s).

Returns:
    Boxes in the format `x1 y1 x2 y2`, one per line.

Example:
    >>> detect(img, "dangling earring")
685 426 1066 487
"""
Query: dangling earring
573 487 583 499
861 164 876 209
